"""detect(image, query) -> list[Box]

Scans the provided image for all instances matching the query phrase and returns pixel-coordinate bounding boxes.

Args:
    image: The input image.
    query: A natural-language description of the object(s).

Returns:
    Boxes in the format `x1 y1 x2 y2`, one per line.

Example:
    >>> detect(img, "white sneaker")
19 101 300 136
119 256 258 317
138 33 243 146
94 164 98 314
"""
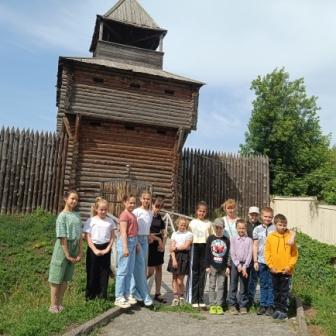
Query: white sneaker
114 297 131 309
192 303 199 308
199 303 206 308
127 295 137 305
171 298 179 306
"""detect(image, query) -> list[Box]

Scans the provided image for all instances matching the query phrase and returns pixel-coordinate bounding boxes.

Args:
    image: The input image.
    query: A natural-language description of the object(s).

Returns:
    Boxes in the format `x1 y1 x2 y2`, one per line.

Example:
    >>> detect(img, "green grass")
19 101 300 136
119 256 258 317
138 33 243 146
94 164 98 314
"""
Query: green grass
293 233 336 336
0 210 114 336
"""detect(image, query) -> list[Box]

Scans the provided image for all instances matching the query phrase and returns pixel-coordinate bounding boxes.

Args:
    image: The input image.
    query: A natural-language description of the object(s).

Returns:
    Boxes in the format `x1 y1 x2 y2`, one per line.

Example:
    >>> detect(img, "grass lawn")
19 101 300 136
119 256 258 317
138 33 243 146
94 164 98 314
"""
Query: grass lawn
293 233 336 336
0 210 114 336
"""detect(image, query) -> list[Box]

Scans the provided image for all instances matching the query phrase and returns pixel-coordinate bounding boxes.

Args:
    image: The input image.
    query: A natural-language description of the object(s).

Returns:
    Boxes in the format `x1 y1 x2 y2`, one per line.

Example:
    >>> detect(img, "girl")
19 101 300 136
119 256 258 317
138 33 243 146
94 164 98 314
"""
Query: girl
83 197 116 300
48 190 82 313
115 194 138 308
167 217 193 306
130 191 153 306
147 196 167 303
223 199 239 239
188 201 212 307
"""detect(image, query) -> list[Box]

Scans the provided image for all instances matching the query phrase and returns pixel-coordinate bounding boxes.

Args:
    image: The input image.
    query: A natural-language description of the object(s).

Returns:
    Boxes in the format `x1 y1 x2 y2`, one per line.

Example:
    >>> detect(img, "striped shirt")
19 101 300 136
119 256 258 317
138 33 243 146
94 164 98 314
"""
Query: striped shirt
230 235 253 268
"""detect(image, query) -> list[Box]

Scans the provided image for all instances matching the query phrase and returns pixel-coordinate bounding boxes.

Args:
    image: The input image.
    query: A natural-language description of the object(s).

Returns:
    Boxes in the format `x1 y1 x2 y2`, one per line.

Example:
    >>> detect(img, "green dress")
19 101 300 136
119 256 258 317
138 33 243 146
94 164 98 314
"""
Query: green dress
48 211 82 284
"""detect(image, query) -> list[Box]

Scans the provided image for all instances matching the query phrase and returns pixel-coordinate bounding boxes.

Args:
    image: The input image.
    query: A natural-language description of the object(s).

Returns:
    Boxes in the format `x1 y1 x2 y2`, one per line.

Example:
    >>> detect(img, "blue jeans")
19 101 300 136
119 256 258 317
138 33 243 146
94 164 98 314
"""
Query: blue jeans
130 235 152 305
115 237 137 299
248 266 258 304
259 263 273 307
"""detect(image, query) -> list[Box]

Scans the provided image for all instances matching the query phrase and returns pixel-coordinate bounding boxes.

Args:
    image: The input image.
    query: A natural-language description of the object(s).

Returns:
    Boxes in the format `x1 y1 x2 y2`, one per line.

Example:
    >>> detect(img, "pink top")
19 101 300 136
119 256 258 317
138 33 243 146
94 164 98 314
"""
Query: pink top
119 210 138 238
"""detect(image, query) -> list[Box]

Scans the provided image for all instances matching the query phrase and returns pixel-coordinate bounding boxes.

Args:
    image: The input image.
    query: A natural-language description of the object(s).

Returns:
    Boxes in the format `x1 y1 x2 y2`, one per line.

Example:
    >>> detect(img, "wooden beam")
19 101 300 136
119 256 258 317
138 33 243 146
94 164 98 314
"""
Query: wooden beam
74 114 81 142
63 116 73 140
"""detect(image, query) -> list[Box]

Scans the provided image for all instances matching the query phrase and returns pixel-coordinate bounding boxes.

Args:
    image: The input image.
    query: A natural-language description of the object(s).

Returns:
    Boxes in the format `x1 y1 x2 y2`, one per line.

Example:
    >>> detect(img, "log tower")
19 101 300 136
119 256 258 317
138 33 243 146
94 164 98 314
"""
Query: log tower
56 0 204 216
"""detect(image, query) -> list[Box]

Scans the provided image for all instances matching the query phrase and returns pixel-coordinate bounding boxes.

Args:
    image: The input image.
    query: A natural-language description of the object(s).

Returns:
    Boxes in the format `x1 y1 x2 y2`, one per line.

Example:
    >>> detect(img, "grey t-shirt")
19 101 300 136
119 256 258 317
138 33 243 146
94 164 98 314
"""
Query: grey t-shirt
252 223 275 264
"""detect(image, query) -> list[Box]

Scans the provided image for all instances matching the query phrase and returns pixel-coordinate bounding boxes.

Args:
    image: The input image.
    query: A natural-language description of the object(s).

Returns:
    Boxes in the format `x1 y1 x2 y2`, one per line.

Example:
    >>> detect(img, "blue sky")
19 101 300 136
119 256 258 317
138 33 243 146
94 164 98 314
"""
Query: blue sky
0 0 335 152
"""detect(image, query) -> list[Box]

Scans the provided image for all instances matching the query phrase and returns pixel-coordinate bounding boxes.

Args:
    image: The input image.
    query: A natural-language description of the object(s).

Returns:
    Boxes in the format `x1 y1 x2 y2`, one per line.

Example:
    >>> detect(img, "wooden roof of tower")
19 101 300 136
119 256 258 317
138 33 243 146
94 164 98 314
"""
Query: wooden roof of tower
104 0 165 30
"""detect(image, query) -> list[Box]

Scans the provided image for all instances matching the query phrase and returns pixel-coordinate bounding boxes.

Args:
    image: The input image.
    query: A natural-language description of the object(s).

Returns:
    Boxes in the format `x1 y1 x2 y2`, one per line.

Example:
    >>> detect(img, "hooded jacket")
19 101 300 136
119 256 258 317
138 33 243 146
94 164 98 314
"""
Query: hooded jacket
264 230 298 274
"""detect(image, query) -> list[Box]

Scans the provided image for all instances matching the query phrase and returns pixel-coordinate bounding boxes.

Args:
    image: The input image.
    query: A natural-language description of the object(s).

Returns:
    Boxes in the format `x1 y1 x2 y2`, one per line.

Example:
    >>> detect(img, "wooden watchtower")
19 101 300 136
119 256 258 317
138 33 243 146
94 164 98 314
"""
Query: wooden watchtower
56 0 204 216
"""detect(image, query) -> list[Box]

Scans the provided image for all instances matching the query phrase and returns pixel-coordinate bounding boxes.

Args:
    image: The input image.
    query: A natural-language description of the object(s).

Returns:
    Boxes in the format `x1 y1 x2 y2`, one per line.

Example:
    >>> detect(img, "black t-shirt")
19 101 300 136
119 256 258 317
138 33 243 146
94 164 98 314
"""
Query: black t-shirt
205 234 230 270
247 220 261 239
150 214 165 234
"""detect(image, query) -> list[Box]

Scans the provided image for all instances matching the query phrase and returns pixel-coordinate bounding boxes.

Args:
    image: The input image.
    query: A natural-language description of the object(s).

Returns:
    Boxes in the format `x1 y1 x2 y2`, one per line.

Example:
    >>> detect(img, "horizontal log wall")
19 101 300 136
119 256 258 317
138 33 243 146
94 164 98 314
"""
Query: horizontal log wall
57 62 198 132
95 40 163 69
0 127 68 214
180 149 269 219
74 119 178 218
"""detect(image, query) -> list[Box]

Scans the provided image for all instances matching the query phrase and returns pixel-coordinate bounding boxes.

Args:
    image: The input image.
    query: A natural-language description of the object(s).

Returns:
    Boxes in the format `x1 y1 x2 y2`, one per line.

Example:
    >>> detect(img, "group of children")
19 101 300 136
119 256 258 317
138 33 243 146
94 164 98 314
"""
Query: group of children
48 191 298 321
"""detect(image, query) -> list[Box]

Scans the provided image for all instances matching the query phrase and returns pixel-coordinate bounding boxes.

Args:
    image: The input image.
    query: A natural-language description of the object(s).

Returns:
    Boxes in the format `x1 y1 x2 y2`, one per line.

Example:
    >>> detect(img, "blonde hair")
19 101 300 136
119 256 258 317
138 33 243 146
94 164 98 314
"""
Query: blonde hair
175 217 189 230
223 199 236 209
261 206 274 215
91 197 108 217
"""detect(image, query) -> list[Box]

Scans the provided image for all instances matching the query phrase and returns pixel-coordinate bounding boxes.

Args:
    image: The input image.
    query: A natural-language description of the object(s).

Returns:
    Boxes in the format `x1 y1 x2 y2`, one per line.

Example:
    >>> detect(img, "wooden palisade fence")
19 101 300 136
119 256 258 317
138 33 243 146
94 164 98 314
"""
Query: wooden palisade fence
0 127 68 214
180 148 269 218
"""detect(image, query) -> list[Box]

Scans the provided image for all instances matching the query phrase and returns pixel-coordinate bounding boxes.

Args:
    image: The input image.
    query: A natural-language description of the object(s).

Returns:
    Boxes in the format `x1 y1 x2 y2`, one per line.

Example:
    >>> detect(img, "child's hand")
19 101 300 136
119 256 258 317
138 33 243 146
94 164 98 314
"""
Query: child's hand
158 241 164 252
94 249 103 256
225 267 230 276
206 267 211 273
237 264 243 273
242 268 248 278
66 255 76 263
123 248 129 257
172 260 178 269
75 255 81 263
282 267 290 275
271 267 277 273
254 262 259 272
287 230 296 246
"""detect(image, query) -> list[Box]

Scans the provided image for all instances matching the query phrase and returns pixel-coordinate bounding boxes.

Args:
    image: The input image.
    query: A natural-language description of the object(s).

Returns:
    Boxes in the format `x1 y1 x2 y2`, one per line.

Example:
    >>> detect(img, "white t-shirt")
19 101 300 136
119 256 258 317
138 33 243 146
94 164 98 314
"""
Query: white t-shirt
223 216 238 239
171 231 193 249
189 219 212 244
83 216 116 244
133 207 153 235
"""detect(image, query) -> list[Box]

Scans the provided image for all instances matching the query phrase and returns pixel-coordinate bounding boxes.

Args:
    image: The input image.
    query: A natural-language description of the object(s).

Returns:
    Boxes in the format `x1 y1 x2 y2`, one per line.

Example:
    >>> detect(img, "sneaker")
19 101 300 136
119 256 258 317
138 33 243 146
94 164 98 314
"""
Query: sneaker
179 297 186 306
48 305 59 313
199 303 206 308
272 310 281 319
144 300 154 307
209 305 217 315
171 298 179 306
240 307 248 315
127 295 137 305
216 305 224 315
114 297 131 309
257 306 267 315
192 303 199 308
265 306 274 316
229 306 239 315
276 312 288 320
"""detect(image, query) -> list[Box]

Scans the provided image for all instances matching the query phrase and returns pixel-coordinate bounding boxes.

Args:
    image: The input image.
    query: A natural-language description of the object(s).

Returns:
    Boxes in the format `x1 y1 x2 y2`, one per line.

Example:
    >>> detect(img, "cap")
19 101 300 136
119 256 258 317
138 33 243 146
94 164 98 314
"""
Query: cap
248 206 260 214
213 217 224 228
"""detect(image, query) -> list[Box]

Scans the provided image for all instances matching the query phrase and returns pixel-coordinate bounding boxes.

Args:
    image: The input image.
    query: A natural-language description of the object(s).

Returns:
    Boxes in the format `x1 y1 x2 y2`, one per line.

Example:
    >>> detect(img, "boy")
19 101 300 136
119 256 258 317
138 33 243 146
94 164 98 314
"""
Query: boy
205 218 230 315
228 219 253 314
265 214 298 320
246 206 261 306
252 207 275 316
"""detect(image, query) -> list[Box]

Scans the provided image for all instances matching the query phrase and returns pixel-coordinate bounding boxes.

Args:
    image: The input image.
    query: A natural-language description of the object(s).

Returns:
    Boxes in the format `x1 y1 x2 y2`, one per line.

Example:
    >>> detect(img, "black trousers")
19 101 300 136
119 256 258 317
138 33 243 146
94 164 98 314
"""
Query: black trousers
272 273 291 312
191 243 207 304
86 243 111 300
228 264 250 308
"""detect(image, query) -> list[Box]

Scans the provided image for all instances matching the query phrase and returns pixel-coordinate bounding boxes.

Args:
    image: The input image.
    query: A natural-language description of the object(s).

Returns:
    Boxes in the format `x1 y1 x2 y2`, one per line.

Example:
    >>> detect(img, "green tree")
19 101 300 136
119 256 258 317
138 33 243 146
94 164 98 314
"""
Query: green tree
240 68 331 197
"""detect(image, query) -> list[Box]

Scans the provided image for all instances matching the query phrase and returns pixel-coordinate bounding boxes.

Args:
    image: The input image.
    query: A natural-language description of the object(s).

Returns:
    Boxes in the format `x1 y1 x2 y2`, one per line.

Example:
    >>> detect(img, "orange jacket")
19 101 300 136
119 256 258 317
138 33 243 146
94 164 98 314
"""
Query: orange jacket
264 230 298 274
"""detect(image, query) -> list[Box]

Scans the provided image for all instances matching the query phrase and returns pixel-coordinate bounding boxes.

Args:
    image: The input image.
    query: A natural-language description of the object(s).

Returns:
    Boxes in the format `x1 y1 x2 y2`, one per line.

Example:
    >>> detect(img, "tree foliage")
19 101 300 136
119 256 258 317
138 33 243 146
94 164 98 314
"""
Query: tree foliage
240 68 333 198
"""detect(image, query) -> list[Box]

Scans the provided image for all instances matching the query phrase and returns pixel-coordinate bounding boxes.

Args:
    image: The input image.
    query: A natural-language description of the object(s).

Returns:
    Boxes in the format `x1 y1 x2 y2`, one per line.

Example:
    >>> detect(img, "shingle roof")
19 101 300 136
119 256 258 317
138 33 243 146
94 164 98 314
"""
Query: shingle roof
103 0 165 31
61 57 204 86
